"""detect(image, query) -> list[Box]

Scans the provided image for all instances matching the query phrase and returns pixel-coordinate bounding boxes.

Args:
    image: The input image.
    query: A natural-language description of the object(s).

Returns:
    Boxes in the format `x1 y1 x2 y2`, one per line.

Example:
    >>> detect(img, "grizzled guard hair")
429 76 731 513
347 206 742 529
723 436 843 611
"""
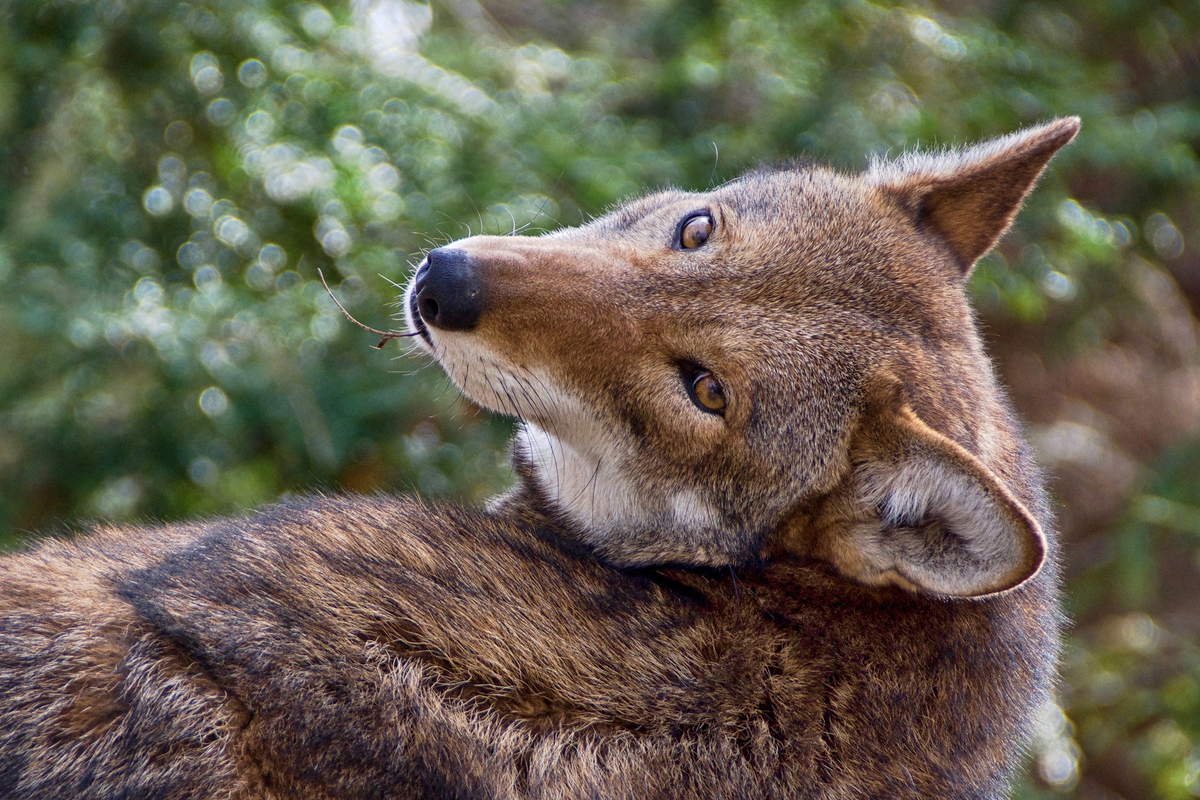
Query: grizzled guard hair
1 118 1079 799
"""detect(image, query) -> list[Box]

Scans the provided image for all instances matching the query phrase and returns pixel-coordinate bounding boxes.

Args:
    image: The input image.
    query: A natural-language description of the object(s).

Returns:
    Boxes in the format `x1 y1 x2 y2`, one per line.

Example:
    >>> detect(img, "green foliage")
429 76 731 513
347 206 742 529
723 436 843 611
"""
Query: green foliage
1 0 1198 795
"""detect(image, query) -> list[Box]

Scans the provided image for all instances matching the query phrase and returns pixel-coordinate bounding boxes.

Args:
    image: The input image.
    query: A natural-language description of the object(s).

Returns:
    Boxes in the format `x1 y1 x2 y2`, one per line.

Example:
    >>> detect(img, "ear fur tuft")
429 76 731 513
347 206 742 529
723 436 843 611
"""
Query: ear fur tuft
869 117 1080 273
811 378 1047 598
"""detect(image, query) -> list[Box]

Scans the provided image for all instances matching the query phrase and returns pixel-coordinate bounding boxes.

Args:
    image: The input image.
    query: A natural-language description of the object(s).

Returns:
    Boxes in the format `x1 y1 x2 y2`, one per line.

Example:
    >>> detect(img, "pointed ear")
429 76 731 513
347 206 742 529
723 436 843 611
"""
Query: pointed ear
814 380 1047 598
869 117 1080 274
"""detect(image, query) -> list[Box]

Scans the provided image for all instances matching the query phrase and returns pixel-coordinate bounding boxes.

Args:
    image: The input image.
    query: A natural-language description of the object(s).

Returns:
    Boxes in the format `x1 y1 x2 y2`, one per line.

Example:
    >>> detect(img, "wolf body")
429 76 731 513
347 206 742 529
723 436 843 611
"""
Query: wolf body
0 119 1079 799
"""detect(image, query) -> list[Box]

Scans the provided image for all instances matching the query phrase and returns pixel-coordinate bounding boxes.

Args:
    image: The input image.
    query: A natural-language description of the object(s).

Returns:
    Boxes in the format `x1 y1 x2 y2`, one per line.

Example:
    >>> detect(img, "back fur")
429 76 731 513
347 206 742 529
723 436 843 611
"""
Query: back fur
1 497 1057 798
0 119 1079 799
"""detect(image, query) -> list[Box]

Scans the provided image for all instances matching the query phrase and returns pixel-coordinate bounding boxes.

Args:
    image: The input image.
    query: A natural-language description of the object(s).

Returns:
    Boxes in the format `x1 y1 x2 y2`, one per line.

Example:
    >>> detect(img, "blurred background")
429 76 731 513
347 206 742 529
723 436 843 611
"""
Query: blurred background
0 0 1197 795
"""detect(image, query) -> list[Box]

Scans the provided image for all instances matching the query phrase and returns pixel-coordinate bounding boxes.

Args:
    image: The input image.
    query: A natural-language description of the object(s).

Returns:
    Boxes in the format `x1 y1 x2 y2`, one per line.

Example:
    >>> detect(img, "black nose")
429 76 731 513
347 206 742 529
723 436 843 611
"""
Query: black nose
413 248 484 332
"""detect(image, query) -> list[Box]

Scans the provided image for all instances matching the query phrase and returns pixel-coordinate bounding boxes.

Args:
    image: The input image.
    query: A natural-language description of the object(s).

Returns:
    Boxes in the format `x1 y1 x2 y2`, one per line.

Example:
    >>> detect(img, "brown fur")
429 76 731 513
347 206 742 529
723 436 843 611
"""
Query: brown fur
0 118 1078 798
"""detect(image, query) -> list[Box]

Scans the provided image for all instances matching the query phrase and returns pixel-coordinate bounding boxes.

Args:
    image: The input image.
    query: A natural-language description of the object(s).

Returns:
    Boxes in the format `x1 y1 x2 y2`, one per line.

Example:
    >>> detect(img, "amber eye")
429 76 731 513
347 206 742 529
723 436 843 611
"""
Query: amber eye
688 371 726 414
678 213 713 250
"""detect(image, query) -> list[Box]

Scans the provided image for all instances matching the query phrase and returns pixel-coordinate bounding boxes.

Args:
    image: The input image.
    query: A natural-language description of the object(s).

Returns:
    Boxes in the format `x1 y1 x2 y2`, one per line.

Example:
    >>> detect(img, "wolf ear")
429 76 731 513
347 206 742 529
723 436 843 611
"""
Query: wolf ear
815 379 1047 598
869 117 1080 273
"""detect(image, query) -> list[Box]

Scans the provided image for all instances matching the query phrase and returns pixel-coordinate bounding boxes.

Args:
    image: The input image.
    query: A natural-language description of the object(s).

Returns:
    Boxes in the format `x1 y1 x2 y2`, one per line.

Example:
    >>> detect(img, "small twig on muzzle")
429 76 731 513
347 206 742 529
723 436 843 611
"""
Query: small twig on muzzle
318 268 420 349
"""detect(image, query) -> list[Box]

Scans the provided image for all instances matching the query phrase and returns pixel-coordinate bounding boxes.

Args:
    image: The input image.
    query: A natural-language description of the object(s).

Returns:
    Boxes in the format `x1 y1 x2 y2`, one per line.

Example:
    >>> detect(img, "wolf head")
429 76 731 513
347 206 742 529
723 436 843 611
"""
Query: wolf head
404 118 1079 598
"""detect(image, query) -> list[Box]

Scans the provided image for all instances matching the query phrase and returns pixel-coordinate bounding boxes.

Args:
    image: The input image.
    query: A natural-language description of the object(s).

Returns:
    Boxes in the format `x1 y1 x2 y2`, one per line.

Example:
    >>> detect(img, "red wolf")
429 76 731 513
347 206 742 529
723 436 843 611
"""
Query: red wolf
0 118 1079 798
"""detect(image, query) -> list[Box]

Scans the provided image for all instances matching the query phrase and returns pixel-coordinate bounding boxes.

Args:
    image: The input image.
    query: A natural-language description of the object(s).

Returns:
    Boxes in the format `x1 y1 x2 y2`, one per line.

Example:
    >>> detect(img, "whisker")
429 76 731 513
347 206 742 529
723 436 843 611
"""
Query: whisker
511 374 560 488
467 194 485 237
484 373 507 416
433 357 465 415
565 452 602 513
436 209 471 239
522 369 571 496
589 456 602 521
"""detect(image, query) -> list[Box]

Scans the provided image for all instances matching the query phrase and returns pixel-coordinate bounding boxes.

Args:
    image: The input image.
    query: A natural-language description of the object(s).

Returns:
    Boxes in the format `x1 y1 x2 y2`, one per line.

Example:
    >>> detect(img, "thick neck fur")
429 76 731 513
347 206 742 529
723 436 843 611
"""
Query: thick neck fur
508 421 737 566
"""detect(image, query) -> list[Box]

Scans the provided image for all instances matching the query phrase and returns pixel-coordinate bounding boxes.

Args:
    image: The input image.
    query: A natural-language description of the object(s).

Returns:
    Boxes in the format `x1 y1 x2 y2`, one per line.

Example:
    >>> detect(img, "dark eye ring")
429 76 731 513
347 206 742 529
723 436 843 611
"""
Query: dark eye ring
687 370 726 415
675 212 713 250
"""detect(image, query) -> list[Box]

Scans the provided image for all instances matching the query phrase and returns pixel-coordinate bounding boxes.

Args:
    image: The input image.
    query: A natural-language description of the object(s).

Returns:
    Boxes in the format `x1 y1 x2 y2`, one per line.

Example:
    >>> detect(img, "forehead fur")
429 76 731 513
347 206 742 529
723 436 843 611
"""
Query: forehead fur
586 160 837 234
584 169 871 252
716 163 854 215
571 163 941 321
588 189 697 232
725 157 825 183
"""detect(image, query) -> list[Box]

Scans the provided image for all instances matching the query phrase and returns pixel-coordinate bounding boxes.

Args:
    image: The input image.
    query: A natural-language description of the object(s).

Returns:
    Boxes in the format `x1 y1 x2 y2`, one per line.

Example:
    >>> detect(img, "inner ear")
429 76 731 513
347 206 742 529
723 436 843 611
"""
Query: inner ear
816 382 1047 598
870 117 1080 273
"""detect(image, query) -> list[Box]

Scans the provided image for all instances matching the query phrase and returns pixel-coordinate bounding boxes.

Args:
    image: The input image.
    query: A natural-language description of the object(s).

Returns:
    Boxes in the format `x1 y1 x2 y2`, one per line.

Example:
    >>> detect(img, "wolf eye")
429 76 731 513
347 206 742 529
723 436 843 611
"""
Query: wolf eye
688 371 726 414
677 213 713 250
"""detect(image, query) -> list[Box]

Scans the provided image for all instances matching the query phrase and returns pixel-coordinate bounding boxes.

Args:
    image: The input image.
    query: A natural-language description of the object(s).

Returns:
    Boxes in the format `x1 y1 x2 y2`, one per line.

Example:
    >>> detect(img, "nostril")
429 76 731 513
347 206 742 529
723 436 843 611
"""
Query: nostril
420 297 440 320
